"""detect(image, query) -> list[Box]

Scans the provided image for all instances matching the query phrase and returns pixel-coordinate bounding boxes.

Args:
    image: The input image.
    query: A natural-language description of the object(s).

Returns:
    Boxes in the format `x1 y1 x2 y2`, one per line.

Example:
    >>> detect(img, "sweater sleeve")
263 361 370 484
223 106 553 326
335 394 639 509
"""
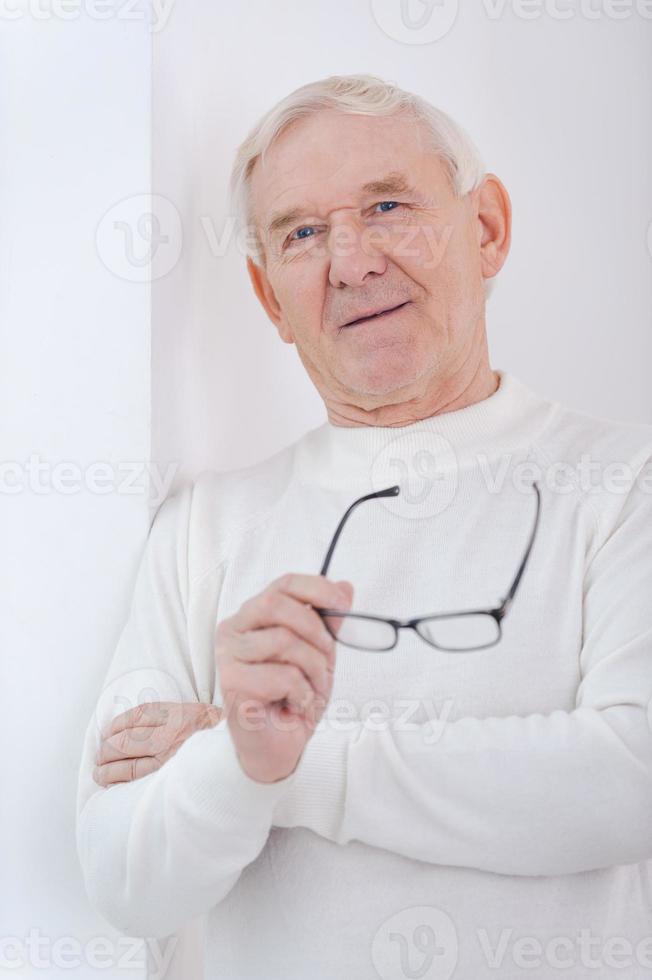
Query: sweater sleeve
273 455 652 877
76 483 298 939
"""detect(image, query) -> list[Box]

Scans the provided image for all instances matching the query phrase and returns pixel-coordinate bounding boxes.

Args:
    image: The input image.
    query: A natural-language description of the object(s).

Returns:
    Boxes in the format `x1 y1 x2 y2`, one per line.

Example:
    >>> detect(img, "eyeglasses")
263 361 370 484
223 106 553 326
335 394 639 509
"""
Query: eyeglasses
311 481 541 653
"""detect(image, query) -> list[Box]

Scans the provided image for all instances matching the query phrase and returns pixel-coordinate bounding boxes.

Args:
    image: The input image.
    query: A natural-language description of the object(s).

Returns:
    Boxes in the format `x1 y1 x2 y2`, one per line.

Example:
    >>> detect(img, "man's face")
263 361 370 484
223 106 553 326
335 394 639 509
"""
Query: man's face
247 109 506 408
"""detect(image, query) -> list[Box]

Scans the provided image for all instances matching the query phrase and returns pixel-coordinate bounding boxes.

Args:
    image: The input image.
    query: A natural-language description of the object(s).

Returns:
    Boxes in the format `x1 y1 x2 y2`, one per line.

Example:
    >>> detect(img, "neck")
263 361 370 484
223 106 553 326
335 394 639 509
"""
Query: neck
323 358 499 429
294 369 557 491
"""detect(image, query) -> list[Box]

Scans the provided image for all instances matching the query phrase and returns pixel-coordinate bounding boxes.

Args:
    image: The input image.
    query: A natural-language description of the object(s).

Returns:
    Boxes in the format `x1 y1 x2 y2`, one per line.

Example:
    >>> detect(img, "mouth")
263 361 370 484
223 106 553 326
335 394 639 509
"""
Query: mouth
340 301 410 329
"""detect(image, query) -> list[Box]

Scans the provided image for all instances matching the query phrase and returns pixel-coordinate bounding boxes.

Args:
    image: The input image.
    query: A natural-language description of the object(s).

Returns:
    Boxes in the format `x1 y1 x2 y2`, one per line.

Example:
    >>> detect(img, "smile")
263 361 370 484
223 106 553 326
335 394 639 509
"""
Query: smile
342 301 410 329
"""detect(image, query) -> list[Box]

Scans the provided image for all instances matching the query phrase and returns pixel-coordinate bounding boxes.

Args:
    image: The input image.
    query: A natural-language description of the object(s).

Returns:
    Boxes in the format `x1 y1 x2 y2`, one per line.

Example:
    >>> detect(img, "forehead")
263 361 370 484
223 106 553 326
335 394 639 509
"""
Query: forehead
248 109 451 232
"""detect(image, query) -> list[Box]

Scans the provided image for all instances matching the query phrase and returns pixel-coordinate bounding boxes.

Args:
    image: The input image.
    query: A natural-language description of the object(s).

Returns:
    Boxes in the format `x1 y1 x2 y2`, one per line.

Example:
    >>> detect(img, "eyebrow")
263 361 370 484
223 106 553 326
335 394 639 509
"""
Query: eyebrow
264 171 423 240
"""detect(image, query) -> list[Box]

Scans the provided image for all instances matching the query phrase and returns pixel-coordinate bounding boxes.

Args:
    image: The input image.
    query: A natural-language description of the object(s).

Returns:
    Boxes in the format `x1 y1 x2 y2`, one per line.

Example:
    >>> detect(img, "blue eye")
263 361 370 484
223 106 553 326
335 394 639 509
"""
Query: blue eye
288 226 317 244
287 201 403 247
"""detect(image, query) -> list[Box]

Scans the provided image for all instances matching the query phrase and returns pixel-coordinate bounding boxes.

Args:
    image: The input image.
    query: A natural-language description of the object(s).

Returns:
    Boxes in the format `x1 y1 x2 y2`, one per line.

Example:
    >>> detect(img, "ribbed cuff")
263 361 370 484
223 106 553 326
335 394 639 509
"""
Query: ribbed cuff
271 720 355 842
170 718 301 826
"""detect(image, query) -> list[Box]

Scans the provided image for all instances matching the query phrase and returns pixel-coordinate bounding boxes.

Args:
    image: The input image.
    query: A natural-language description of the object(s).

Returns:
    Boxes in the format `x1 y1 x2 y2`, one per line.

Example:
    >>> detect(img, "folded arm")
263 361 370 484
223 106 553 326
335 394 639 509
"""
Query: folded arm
76 484 297 938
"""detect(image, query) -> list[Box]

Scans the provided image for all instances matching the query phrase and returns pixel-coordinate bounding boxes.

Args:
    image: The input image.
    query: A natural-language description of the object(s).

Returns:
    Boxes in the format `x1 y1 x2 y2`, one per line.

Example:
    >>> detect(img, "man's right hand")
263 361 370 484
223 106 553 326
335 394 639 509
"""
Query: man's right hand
215 573 353 784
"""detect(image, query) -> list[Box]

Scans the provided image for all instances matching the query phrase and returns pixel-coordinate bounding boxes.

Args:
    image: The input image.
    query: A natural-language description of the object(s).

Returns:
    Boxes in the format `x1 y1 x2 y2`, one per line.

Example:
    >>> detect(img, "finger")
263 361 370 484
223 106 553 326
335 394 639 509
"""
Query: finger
102 701 222 742
99 703 223 762
274 573 354 611
278 576 354 665
93 755 162 786
220 660 317 714
272 686 323 732
231 625 334 700
97 725 174 765
102 701 171 739
231 574 352 638
228 590 337 660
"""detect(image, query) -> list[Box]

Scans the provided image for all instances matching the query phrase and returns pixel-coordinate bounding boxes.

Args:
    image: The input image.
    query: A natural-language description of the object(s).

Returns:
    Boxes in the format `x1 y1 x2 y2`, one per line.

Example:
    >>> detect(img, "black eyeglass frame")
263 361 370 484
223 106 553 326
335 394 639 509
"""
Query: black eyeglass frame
311 481 542 653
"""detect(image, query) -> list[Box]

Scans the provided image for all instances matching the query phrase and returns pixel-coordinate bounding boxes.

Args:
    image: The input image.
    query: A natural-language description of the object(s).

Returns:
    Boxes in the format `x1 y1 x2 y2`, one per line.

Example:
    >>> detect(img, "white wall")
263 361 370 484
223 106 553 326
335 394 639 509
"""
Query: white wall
0 9 153 980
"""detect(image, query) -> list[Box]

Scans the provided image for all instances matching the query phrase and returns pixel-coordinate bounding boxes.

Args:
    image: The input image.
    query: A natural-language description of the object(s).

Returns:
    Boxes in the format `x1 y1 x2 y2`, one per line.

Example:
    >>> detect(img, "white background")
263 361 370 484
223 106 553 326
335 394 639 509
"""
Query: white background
0 7 154 980
1 1 651 978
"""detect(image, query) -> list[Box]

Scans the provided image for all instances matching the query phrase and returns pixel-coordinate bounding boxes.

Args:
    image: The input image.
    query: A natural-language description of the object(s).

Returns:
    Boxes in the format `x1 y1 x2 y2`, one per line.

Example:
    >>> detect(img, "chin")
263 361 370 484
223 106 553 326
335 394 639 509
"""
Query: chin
343 354 428 398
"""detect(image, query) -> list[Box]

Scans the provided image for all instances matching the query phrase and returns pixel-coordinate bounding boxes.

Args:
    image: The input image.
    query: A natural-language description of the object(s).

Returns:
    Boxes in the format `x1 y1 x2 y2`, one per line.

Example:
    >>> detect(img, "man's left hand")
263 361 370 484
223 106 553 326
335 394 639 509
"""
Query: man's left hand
93 701 221 786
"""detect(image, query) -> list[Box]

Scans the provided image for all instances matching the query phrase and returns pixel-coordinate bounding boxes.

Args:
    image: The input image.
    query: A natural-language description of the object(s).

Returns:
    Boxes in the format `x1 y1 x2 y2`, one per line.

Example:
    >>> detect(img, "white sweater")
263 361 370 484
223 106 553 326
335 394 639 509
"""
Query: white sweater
76 369 652 979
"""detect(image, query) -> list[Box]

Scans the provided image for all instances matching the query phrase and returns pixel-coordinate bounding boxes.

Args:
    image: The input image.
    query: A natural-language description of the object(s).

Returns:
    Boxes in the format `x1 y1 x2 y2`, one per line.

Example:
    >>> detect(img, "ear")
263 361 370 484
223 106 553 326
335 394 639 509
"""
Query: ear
246 256 294 344
475 174 512 281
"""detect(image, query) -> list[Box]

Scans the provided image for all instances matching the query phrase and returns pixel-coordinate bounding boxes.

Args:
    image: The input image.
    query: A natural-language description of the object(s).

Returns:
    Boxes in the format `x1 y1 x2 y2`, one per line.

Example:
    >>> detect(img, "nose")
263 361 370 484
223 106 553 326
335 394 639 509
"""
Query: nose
328 217 388 288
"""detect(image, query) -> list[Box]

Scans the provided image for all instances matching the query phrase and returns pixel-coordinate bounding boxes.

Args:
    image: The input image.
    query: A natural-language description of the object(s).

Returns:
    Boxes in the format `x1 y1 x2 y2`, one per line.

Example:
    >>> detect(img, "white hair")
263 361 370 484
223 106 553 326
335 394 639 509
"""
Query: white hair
229 73 496 299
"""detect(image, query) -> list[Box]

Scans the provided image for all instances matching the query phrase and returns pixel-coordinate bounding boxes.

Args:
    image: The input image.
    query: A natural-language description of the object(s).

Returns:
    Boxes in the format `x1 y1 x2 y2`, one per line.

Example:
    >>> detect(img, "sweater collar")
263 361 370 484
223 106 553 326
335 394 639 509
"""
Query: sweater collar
294 369 555 490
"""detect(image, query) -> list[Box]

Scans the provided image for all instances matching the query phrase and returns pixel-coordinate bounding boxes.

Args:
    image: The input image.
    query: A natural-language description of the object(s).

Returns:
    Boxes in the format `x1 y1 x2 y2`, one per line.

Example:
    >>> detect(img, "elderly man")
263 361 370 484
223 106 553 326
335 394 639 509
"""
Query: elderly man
77 74 652 979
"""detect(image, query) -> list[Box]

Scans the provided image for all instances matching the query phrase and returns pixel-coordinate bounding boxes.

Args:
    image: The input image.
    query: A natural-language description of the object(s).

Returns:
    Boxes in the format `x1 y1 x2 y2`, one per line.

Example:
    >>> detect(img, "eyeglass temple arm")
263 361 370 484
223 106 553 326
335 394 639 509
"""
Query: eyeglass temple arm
500 481 542 612
319 485 400 578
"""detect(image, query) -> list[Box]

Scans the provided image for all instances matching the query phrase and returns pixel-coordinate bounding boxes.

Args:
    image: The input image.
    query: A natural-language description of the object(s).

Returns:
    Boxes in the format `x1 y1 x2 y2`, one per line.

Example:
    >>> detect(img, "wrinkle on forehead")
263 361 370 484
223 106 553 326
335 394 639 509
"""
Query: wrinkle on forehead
266 172 430 242
249 109 443 242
